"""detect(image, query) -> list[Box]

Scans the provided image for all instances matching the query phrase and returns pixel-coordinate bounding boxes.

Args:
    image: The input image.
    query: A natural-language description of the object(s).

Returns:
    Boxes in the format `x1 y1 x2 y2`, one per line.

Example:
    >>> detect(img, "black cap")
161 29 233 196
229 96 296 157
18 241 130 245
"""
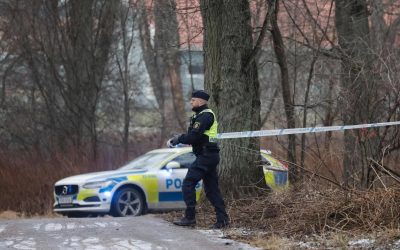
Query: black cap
192 90 210 101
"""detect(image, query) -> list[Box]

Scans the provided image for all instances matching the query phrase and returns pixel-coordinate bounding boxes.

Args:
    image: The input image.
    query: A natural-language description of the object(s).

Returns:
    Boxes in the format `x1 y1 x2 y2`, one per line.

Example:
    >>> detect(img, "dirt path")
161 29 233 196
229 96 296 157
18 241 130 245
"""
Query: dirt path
0 215 258 250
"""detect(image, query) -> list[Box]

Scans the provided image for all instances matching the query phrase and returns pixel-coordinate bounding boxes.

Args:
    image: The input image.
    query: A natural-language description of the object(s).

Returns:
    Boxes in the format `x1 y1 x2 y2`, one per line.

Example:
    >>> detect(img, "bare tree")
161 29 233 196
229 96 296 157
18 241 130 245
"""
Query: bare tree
138 0 167 146
335 0 375 187
267 0 297 180
138 0 186 146
154 0 186 130
200 0 265 193
114 1 138 161
4 0 118 160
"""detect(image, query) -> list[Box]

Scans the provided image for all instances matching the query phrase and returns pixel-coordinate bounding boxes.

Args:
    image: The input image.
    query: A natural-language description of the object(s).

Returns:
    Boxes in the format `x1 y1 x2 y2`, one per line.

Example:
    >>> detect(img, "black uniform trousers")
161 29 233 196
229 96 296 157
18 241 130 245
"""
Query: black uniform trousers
182 151 228 223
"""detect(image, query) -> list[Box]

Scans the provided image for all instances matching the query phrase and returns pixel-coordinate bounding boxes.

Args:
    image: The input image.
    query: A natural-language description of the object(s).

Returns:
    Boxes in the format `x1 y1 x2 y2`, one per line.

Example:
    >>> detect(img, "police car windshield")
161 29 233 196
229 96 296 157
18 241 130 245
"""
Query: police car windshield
119 152 173 170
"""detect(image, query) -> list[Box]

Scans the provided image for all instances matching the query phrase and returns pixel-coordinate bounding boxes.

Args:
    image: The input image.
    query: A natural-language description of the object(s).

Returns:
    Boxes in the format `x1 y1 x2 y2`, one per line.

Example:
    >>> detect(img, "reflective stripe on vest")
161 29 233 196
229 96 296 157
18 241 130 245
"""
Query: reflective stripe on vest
198 109 218 139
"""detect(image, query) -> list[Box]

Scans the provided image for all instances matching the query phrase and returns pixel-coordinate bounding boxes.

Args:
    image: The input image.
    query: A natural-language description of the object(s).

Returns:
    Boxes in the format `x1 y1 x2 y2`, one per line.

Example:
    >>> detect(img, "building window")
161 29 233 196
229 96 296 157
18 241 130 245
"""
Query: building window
188 65 204 75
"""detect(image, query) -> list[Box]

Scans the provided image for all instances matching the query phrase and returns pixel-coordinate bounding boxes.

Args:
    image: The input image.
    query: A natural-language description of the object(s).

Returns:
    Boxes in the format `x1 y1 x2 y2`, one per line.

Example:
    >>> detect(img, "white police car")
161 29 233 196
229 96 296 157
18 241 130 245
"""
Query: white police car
53 147 288 217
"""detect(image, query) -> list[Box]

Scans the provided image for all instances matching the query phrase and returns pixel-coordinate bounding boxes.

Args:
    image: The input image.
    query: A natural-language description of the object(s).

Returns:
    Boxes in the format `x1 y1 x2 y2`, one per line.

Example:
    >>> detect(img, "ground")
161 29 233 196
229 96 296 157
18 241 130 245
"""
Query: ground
0 214 257 250
1 211 400 249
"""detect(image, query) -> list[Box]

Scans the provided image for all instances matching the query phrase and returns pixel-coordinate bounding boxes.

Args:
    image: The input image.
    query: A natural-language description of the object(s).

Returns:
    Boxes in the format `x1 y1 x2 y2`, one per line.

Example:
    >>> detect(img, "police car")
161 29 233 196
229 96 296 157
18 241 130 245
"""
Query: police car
53 147 288 217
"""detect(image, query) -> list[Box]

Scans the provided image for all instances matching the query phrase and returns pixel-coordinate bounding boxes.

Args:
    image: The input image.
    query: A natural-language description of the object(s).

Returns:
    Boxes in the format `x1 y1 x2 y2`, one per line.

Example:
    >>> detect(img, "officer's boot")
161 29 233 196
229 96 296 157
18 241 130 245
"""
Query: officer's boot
173 217 196 226
210 214 230 229
173 208 196 226
209 220 230 229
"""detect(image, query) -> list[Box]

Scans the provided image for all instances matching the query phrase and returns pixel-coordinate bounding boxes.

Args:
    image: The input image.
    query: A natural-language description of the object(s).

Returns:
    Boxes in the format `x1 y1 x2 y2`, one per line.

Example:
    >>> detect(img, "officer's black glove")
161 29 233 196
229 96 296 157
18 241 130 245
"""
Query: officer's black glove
170 135 180 146
167 135 180 148
166 139 174 148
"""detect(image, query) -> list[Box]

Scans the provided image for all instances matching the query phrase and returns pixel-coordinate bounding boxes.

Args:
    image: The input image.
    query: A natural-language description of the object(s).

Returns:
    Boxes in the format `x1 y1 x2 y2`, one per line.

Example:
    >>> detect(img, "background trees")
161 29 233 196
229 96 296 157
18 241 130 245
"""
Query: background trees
1 0 118 160
138 0 186 147
333 0 400 188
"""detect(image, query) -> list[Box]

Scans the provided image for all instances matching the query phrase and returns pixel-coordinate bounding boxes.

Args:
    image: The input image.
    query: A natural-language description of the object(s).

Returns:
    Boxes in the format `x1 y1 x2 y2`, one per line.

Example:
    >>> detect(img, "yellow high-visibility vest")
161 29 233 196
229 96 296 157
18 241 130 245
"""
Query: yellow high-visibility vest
198 109 218 140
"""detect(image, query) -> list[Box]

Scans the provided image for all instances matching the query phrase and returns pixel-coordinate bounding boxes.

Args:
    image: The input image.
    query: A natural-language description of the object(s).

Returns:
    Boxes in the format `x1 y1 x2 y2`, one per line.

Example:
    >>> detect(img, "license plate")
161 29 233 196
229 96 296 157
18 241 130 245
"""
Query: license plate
58 196 73 204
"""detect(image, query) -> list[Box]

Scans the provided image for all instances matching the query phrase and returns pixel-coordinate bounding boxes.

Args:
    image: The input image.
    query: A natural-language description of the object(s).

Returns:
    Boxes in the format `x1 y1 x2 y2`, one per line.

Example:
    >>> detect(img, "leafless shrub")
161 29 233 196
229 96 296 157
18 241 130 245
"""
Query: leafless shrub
159 181 400 249
192 184 400 237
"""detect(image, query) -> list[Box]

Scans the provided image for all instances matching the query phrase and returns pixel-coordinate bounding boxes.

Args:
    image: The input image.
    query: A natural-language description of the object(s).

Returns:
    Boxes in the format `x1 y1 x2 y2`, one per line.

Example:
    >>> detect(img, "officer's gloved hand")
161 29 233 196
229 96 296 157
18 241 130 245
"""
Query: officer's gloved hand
167 135 180 148
166 139 172 148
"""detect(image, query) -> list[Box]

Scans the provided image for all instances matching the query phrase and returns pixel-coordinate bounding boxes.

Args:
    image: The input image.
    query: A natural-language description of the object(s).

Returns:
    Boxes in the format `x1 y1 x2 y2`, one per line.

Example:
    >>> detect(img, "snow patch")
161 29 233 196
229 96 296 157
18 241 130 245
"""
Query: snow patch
41 221 120 232
0 238 36 250
82 237 100 244
14 239 36 250
83 244 106 250
0 224 5 233
348 238 375 247
115 239 153 250
197 229 260 250
66 223 76 229
0 240 14 247
71 236 81 242
94 222 107 228
296 241 319 249
44 223 63 231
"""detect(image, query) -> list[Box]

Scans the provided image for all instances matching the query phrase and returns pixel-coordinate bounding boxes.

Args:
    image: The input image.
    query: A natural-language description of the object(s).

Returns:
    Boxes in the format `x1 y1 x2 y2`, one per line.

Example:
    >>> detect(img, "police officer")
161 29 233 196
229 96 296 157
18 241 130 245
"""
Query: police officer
167 90 230 229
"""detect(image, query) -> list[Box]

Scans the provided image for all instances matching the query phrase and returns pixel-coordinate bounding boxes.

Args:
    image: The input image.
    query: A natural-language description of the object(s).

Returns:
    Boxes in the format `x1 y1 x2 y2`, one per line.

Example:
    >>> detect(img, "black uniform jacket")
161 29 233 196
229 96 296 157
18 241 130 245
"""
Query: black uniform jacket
177 104 218 155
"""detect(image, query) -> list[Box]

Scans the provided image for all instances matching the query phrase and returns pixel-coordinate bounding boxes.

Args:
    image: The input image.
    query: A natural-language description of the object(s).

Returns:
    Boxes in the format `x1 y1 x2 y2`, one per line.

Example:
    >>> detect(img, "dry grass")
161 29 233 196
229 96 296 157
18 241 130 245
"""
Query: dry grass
159 182 400 240
0 210 24 219
153 183 400 249
324 232 350 248
0 150 93 215
250 234 293 250
224 185 400 236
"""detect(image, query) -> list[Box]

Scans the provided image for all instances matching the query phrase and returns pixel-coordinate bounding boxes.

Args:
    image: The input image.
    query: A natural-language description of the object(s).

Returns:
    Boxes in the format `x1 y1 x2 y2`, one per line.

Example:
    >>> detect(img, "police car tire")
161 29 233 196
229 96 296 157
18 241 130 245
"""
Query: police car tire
111 187 144 217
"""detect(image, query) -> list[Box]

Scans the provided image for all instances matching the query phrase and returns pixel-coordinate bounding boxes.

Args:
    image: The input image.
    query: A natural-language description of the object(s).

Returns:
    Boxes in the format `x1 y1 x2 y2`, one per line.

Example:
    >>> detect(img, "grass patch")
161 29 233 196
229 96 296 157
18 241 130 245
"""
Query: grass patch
159 182 400 248
0 210 24 219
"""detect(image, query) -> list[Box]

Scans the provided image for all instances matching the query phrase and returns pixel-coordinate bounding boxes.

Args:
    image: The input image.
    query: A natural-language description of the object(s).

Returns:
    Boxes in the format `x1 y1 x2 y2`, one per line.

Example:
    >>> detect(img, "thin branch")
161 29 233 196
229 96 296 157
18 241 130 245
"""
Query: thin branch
244 3 273 70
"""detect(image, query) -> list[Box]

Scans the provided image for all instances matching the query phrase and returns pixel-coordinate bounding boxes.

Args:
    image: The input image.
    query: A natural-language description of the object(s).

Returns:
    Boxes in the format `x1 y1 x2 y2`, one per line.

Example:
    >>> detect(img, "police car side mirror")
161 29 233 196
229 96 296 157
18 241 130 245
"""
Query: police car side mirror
166 161 181 169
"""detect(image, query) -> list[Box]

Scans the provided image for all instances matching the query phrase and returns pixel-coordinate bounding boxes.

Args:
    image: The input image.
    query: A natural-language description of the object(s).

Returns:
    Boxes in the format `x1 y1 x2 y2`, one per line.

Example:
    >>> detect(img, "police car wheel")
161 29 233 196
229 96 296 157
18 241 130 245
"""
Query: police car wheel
111 187 144 217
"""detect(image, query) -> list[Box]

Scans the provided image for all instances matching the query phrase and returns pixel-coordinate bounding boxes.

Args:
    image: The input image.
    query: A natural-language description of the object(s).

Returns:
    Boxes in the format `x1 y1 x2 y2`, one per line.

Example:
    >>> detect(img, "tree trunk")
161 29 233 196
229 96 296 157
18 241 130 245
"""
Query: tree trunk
300 56 318 172
335 0 378 188
139 0 186 143
154 0 186 130
323 76 338 152
201 0 264 195
268 0 297 181
138 0 167 145
116 2 136 162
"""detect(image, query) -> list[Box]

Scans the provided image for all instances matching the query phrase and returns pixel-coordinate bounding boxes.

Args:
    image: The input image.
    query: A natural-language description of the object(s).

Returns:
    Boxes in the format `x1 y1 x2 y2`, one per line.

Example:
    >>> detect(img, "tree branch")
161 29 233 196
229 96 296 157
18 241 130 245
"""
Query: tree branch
244 3 273 70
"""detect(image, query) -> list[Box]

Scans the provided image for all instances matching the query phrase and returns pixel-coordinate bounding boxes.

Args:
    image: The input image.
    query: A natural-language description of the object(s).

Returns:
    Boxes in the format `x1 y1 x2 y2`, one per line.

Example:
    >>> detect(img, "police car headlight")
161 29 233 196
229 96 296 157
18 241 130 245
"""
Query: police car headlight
83 180 114 189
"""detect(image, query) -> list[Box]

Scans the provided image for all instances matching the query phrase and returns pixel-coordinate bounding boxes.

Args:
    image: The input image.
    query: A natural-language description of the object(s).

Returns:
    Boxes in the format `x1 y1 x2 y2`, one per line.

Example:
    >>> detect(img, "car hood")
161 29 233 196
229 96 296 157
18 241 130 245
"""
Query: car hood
55 169 148 185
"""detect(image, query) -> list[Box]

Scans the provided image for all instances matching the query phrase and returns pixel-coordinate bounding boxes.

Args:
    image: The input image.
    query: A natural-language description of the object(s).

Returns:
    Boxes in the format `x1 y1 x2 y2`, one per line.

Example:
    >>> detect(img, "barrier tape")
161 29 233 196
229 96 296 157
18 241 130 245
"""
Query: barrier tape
216 121 400 139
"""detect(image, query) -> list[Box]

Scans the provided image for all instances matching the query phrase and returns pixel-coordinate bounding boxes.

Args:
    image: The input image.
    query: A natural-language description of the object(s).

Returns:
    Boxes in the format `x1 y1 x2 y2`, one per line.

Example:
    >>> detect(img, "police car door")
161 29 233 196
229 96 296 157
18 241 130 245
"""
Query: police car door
157 152 196 209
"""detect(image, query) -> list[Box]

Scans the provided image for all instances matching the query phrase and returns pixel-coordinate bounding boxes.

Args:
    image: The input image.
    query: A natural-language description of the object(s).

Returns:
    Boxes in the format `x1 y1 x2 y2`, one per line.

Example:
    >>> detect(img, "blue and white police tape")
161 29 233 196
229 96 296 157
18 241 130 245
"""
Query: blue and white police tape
216 121 400 139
